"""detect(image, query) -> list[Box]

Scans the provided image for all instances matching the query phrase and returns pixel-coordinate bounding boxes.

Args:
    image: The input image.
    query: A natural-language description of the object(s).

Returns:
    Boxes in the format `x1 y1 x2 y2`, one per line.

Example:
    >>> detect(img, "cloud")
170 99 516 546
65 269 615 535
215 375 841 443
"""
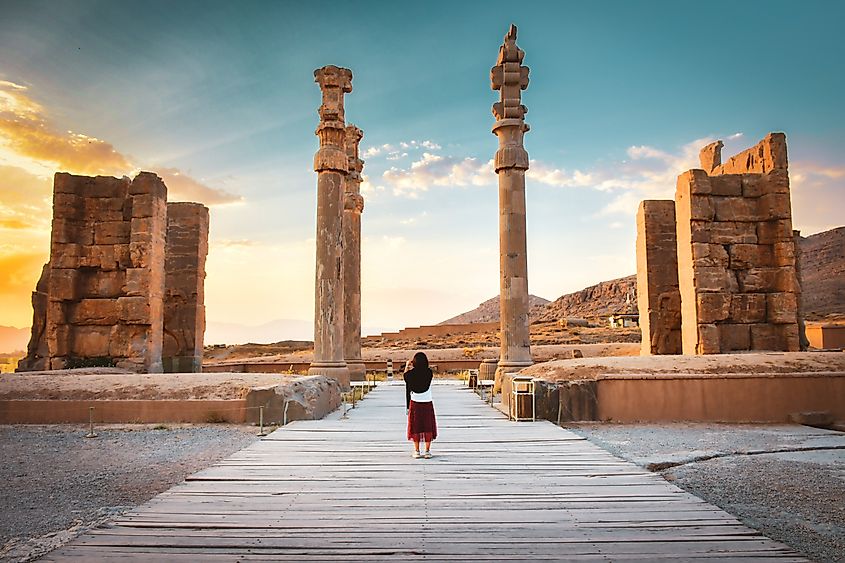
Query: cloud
383 153 494 197
359 174 385 197
0 80 240 206
155 167 241 205
0 165 52 234
212 238 260 249
790 162 845 235
527 160 594 188
593 136 715 215
0 82 132 176
362 139 442 159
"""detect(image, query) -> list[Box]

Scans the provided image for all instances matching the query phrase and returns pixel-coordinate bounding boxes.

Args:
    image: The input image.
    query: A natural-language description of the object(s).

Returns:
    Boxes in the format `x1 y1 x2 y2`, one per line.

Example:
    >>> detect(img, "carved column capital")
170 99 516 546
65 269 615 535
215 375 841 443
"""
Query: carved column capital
491 25 530 173
313 66 353 173
344 123 365 213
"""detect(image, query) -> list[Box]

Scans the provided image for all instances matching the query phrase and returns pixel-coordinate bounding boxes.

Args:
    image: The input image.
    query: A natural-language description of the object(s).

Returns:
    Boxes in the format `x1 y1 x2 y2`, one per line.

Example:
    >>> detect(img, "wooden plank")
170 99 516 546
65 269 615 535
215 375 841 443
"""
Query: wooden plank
45 383 806 561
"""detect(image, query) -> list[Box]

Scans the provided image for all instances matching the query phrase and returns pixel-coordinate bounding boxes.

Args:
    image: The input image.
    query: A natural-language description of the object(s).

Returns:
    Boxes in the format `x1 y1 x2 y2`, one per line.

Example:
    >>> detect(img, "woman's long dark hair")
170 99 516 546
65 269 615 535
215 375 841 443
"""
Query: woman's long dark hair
413 351 430 372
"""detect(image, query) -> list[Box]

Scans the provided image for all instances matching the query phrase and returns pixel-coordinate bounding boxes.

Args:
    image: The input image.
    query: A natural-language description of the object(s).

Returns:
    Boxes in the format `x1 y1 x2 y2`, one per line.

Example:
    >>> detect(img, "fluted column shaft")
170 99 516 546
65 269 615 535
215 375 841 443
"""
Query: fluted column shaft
343 125 366 381
309 65 352 390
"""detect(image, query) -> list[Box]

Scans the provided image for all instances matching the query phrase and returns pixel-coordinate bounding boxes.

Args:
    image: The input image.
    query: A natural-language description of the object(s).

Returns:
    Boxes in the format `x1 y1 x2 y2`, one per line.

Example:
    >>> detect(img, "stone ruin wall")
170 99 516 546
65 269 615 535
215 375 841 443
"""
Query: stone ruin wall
18 172 209 373
675 133 800 354
637 133 802 355
635 200 681 355
163 203 209 373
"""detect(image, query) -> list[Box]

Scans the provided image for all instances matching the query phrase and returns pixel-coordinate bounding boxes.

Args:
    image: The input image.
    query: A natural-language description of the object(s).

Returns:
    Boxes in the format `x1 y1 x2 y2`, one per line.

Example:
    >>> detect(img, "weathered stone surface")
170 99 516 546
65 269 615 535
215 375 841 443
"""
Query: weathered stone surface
713 195 756 222
758 219 794 244
68 299 121 325
491 25 533 385
699 140 723 173
697 324 721 354
163 202 209 373
17 264 50 371
709 221 758 244
309 65 353 389
342 125 366 381
70 325 111 357
709 174 743 197
697 293 731 323
19 171 204 374
719 323 751 352
729 293 767 323
729 244 773 270
636 200 682 355
711 132 788 175
673 133 801 354
767 292 798 324
692 243 729 268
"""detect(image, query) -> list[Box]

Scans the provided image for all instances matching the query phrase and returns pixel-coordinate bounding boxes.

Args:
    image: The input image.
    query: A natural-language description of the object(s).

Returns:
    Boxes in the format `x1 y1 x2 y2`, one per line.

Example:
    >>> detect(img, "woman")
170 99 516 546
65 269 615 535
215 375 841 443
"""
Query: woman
404 351 437 459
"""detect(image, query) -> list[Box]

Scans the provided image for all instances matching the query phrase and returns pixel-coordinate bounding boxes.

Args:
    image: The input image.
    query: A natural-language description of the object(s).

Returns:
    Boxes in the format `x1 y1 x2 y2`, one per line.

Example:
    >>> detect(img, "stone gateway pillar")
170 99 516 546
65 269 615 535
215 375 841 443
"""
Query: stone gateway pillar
309 65 352 390
491 25 533 388
343 125 366 381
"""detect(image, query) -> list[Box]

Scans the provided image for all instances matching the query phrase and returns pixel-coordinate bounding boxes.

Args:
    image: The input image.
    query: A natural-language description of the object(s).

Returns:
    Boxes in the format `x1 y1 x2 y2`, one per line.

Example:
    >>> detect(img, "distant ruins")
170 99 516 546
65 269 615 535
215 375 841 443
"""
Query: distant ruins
637 133 802 354
491 25 533 386
18 172 209 373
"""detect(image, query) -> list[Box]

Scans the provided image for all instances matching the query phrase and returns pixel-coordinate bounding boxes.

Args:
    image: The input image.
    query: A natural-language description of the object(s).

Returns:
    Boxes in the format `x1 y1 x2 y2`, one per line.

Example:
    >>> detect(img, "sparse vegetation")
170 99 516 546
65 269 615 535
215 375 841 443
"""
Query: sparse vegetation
462 346 484 358
0 354 21 374
66 356 116 369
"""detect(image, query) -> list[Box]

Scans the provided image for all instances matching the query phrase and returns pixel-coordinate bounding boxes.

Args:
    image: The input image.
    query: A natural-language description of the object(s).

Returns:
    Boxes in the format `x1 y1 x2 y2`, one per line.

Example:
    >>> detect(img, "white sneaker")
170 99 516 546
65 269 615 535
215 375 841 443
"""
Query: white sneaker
423 451 432 459
412 450 421 459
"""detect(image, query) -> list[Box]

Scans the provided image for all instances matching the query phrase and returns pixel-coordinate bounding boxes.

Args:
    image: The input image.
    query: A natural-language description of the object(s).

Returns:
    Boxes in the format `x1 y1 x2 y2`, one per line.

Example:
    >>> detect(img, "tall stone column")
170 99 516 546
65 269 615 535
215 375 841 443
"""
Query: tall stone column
308 65 352 390
491 25 532 389
343 125 366 381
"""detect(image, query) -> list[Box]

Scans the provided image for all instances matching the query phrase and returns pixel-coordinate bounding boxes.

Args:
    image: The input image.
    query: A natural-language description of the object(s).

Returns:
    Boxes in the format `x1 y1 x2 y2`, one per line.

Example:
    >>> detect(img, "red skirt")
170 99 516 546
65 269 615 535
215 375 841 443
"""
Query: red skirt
407 400 437 442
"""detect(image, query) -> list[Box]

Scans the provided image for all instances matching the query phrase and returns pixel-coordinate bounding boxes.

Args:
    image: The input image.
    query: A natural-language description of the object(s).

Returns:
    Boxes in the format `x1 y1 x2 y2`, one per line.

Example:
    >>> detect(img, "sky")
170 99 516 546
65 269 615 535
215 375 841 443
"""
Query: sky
1 0 844 343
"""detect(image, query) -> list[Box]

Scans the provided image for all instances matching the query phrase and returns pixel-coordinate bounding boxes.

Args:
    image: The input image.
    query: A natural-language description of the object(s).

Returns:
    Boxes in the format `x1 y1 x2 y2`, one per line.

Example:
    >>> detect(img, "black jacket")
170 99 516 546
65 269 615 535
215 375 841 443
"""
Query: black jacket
404 367 433 409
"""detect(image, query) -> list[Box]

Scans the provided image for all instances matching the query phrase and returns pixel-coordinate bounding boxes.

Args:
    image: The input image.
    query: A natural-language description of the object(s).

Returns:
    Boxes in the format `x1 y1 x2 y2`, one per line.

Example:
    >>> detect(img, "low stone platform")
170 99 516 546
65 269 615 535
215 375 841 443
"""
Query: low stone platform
509 352 845 423
0 371 340 424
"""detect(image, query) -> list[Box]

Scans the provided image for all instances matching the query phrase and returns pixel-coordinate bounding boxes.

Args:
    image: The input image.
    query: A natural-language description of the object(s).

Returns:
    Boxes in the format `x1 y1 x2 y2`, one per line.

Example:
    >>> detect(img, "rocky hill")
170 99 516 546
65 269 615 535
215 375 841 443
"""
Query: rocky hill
535 275 638 322
439 294 550 325
799 226 845 319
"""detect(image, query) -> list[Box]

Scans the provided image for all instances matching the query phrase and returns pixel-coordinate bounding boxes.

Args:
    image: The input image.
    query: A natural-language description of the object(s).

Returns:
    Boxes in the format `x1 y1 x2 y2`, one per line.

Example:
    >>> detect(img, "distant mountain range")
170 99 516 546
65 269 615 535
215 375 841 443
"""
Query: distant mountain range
0 326 28 355
438 294 551 325
441 226 845 324
205 319 313 346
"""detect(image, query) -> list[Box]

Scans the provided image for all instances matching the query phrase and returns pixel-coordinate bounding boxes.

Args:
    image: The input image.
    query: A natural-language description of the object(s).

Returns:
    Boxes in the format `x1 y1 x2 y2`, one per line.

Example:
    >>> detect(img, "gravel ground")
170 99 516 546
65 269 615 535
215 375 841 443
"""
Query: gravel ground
0 424 259 562
568 423 845 563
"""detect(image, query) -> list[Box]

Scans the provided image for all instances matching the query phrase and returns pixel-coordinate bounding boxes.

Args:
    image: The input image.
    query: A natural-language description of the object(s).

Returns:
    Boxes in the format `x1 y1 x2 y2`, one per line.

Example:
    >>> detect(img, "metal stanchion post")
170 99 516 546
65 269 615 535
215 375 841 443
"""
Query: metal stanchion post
257 406 267 436
85 406 98 439
341 394 349 420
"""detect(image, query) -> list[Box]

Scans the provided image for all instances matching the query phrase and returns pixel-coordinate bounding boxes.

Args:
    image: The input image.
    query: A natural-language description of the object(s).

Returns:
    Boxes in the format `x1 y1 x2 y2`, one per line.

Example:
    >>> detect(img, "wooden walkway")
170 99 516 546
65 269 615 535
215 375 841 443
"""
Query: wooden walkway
46 382 804 561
